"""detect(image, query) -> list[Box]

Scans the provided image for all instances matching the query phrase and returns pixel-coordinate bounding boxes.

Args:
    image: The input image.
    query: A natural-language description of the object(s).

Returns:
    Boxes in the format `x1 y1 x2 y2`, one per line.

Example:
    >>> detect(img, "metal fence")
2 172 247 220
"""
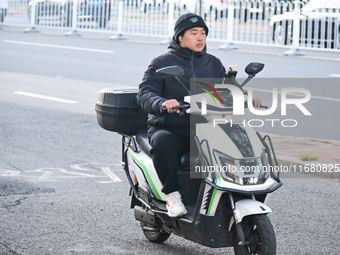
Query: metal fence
1 0 340 51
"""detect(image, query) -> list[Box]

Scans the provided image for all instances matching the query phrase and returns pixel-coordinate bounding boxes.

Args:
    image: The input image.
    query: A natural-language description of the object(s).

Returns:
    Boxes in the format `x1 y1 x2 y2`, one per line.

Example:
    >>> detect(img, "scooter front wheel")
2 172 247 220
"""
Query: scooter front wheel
140 222 171 243
233 214 276 255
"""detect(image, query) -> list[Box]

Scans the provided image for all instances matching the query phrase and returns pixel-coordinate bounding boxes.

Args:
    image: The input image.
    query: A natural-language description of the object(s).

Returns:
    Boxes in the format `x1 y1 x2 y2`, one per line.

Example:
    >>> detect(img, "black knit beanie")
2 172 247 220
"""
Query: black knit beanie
174 13 209 43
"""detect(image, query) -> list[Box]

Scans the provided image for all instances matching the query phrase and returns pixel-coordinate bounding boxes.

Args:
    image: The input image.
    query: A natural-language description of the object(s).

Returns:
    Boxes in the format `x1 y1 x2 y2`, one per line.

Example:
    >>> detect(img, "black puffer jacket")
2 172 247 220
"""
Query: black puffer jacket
138 38 226 132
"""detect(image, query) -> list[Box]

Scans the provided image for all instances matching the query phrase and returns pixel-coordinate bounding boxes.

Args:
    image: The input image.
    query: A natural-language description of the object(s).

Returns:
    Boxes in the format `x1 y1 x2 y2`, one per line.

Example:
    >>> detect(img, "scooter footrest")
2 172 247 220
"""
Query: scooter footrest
152 199 167 211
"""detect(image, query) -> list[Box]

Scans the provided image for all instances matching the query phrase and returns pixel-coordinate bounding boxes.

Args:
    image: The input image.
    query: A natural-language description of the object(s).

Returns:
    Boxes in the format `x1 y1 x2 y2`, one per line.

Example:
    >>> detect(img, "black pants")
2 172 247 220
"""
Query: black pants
149 128 190 195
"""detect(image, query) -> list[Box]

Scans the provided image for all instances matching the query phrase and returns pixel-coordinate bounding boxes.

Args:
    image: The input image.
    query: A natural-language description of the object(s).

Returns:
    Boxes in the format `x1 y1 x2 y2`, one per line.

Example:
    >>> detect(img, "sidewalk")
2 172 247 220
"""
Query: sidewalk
2 25 340 61
265 133 340 179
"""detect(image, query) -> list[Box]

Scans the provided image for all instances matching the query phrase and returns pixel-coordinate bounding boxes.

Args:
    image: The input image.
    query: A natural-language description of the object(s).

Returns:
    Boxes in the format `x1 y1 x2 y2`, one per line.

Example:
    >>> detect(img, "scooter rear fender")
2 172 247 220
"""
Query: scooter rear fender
128 148 167 201
228 199 272 231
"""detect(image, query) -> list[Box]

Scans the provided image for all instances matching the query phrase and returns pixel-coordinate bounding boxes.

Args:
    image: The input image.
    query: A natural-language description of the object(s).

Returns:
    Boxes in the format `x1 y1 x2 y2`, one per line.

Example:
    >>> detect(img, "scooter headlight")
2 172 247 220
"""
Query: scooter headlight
214 150 269 185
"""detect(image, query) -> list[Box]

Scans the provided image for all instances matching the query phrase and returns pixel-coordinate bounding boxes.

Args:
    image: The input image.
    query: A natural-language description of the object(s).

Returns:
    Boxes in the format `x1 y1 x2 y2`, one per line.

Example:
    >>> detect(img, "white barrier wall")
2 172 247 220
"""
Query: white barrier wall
1 0 339 51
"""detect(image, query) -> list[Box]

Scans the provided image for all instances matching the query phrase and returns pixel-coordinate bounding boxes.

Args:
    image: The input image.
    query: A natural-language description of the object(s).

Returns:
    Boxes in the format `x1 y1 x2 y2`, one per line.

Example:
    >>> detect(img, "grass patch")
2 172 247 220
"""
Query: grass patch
295 142 312 146
299 153 318 161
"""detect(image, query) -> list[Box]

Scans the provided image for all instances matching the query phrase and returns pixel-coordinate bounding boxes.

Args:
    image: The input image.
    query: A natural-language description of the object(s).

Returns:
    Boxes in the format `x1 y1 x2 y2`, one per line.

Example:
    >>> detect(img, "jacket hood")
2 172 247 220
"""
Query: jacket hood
167 36 207 59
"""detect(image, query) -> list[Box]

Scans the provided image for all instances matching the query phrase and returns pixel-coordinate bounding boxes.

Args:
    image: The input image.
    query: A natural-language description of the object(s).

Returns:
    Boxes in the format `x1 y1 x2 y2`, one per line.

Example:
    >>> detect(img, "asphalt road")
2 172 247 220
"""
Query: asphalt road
1 29 339 140
0 29 340 255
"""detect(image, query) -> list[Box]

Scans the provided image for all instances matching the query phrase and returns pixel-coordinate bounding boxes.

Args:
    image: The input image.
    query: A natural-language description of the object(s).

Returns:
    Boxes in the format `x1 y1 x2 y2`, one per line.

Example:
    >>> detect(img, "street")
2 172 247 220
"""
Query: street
0 29 340 254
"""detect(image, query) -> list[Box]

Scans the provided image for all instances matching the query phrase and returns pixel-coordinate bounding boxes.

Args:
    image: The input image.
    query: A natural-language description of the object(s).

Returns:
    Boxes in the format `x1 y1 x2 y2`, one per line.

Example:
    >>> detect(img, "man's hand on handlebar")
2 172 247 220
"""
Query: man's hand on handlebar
162 99 180 114
252 96 262 108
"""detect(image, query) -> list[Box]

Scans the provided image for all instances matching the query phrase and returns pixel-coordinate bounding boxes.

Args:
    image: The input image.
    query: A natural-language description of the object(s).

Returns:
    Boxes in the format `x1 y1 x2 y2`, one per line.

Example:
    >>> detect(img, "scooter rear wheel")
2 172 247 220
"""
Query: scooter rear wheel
140 222 171 243
233 214 276 255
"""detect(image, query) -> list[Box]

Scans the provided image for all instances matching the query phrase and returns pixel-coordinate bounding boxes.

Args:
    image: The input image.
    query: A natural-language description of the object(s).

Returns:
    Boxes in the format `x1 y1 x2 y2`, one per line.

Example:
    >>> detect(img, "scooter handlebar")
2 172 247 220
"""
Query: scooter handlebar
160 104 267 113
160 103 190 114
160 106 167 114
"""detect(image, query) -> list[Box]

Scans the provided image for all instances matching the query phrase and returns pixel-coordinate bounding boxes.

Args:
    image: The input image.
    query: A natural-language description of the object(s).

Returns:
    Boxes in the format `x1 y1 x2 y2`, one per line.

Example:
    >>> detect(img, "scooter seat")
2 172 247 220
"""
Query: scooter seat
136 130 190 170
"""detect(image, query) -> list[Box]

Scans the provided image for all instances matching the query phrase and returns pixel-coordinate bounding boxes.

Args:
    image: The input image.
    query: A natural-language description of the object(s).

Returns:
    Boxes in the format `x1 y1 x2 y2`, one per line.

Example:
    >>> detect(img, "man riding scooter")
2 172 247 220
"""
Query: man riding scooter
138 13 262 218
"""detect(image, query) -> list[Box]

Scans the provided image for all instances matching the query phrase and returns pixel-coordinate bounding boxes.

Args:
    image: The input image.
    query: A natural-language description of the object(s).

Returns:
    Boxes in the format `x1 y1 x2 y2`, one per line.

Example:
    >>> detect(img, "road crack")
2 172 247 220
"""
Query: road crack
3 196 30 213
0 241 20 255
0 158 22 172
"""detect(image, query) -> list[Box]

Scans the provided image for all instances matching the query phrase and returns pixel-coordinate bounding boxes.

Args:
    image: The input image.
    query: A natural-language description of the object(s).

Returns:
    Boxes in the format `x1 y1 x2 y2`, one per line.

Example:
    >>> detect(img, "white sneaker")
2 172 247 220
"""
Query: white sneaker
166 191 187 218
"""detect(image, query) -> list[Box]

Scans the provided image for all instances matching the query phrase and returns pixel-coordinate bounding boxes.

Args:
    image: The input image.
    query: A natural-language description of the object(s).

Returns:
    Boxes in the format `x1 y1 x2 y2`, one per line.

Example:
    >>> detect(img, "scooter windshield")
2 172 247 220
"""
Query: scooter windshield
217 90 233 108
205 90 247 112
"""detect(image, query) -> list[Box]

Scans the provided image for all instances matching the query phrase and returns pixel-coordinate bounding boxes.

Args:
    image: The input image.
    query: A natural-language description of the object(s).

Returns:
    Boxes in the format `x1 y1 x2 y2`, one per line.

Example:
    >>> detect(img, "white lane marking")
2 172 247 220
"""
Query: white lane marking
330 74 340 78
248 87 340 103
101 167 122 182
70 163 93 171
14 91 78 104
0 170 21 176
1 165 123 182
71 163 122 171
2 40 114 54
59 169 100 177
38 171 53 181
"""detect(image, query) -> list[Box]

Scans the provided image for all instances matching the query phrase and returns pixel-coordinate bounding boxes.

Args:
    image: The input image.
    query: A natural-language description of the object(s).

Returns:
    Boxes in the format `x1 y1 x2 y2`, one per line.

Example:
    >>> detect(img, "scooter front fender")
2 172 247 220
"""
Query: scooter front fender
228 199 272 231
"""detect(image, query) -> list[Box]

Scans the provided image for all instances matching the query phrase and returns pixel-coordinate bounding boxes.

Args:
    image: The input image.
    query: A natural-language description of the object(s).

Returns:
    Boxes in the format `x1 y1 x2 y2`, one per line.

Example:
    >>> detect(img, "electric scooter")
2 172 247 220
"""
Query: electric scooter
95 62 282 255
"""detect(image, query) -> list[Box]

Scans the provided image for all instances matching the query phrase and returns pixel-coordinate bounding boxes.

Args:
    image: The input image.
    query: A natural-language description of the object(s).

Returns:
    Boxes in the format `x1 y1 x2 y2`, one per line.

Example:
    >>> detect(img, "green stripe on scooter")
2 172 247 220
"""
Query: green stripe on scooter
207 178 220 216
202 149 221 216
131 154 162 200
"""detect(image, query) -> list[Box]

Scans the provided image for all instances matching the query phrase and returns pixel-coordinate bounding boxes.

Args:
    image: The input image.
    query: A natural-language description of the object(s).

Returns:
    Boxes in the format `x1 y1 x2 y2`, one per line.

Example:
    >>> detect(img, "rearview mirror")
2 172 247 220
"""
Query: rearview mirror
245 62 265 75
156 66 184 78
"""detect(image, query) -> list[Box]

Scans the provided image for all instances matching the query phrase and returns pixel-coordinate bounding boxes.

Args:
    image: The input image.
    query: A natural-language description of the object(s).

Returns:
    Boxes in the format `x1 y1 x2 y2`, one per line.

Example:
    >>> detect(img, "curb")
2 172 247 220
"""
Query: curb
264 131 340 180
277 155 340 180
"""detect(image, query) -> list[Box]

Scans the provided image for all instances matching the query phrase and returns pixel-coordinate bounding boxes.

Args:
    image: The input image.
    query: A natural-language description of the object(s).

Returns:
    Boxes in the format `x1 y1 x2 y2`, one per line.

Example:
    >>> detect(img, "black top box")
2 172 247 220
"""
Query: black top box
95 88 148 135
